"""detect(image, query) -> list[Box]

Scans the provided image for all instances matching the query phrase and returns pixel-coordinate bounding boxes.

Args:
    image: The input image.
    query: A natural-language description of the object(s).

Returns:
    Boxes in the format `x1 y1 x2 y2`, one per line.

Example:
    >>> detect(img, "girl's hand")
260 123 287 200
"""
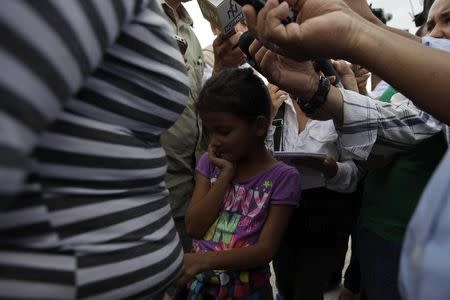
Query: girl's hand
208 145 236 180
175 253 207 288
268 83 288 120
293 155 338 179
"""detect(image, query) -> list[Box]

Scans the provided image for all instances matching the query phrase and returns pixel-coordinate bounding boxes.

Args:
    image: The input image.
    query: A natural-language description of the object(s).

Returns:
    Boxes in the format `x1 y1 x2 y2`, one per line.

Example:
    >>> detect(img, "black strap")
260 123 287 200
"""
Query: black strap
272 102 285 152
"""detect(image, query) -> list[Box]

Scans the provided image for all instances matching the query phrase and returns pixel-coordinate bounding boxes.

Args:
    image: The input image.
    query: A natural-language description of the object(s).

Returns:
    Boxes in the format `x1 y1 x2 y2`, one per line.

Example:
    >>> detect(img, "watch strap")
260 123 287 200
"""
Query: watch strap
295 75 331 114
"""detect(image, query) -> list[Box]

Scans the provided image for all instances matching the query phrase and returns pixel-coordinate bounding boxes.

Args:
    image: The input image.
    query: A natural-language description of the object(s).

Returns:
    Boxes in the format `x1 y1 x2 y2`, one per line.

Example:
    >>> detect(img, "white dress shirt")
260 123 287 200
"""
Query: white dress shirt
266 97 361 193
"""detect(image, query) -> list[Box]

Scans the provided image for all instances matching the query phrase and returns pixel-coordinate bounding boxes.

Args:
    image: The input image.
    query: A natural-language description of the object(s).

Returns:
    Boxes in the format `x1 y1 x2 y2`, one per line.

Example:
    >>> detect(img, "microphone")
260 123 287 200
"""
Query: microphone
315 60 341 85
197 0 245 36
237 30 341 85
237 31 257 68
235 0 340 84
233 0 295 24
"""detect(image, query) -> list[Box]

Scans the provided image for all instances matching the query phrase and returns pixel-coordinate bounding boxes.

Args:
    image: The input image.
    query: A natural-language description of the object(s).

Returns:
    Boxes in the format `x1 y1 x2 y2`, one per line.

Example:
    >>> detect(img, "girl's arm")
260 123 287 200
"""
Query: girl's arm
177 204 294 286
185 150 235 239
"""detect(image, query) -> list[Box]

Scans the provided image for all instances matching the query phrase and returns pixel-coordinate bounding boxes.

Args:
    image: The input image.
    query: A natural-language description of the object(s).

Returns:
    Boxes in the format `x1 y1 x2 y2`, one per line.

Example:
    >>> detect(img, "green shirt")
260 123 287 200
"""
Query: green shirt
362 91 447 244
160 1 206 217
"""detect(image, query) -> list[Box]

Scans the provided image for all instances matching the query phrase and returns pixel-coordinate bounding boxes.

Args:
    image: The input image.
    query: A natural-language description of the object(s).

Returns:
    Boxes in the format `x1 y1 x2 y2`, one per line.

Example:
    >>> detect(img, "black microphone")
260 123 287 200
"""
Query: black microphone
238 31 258 69
315 60 341 85
237 31 340 85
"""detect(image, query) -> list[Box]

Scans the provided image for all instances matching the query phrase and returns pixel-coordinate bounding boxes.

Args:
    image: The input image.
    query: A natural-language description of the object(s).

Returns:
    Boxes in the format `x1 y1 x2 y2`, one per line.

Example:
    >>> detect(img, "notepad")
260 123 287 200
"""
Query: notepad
274 151 327 189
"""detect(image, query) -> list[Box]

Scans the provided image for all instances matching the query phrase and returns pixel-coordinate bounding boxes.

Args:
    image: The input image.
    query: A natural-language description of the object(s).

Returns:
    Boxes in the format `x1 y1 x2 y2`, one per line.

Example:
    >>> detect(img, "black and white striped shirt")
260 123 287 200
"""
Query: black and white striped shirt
0 0 189 298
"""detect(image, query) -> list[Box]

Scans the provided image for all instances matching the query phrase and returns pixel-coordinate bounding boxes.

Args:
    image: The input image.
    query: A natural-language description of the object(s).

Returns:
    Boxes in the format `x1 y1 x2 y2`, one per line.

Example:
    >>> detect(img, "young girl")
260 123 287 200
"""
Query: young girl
175 68 301 299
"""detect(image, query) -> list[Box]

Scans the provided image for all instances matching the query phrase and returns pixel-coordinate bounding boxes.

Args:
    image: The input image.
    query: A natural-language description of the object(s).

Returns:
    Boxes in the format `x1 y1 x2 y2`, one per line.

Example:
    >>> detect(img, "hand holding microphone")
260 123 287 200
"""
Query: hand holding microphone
238 31 341 85
197 0 245 36
213 31 246 72
237 31 342 117
241 0 361 62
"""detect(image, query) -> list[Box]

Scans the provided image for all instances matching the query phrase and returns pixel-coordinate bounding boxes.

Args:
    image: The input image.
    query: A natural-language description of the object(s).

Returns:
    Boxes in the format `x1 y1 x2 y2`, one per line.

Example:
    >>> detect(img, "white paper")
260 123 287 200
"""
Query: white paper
274 151 327 190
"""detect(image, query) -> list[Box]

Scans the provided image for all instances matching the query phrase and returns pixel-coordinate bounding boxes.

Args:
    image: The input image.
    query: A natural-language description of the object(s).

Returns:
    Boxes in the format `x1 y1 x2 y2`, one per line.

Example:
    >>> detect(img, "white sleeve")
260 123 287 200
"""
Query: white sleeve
265 124 276 152
325 160 362 193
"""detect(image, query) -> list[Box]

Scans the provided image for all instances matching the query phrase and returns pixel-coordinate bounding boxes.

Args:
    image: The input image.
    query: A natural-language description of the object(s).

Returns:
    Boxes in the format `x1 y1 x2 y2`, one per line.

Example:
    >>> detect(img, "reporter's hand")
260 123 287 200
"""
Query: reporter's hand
293 155 338 178
250 41 319 101
353 65 370 95
331 60 359 92
243 0 365 62
213 32 246 73
268 83 288 119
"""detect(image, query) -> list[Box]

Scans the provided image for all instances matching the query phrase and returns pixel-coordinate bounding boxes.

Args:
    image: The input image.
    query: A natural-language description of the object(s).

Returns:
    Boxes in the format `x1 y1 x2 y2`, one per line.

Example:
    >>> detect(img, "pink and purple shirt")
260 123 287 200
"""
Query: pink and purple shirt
193 153 301 253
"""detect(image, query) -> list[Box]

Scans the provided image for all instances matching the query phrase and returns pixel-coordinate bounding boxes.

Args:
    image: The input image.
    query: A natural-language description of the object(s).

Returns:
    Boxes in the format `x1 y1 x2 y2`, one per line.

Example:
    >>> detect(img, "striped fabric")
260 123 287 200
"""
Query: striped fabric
0 0 189 299
337 88 448 161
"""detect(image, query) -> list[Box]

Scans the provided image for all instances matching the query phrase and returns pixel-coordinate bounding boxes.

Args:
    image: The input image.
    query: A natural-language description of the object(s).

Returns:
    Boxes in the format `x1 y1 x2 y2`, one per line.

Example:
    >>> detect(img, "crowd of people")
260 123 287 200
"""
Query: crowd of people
0 0 449 299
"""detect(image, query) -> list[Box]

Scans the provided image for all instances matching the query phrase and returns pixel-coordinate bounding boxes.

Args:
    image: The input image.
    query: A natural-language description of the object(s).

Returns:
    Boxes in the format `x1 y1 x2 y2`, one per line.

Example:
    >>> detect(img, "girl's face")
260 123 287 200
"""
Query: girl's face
200 110 258 162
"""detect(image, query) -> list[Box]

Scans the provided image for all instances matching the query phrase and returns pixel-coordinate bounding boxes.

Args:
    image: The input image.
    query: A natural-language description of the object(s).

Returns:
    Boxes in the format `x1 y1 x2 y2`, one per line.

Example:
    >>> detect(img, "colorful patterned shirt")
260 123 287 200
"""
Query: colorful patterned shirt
193 153 300 252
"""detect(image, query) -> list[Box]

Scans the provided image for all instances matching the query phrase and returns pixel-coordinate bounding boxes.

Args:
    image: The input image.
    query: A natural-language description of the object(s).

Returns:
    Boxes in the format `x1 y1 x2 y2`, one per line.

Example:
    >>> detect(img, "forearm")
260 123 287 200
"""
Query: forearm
185 176 231 238
347 22 450 124
200 244 274 272
344 0 420 42
333 89 443 160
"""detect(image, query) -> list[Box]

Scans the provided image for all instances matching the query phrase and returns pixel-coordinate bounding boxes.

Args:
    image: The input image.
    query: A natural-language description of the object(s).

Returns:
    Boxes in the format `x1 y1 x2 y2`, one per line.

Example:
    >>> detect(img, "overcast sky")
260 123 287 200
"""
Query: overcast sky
184 0 425 48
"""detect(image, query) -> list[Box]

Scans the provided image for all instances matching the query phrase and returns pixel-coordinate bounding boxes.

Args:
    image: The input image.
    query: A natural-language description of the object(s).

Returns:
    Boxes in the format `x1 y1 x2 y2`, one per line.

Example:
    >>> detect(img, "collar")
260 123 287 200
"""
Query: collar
285 95 295 111
161 0 193 26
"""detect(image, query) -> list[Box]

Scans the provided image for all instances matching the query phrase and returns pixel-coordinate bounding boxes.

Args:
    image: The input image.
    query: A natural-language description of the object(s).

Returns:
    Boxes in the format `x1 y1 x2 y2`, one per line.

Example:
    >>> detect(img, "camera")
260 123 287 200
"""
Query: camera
174 34 188 55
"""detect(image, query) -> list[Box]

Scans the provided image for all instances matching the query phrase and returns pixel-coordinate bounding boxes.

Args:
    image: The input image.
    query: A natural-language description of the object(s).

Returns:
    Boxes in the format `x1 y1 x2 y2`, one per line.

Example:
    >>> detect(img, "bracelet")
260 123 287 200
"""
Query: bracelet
295 75 331 114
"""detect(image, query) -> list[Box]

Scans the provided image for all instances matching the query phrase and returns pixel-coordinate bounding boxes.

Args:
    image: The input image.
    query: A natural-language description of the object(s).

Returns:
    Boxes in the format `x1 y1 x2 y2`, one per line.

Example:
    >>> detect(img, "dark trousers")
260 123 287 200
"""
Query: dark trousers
343 219 361 294
171 217 192 299
273 231 347 300
273 187 360 300
174 216 192 252
359 227 402 300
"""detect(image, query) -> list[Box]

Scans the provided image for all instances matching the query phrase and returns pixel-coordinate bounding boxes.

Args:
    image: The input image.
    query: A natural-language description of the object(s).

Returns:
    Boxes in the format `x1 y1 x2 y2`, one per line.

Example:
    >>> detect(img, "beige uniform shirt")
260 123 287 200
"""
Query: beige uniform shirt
160 1 205 217
203 44 215 69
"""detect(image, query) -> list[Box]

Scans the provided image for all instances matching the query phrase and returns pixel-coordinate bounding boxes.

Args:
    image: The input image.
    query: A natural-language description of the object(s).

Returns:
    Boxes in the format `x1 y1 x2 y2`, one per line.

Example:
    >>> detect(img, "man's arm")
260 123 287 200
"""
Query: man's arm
245 47 445 160
335 89 444 160
243 0 450 124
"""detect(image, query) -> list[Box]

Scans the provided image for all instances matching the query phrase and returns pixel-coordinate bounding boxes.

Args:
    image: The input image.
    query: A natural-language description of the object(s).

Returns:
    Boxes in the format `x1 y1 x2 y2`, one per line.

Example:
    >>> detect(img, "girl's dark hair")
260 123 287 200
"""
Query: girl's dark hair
196 68 271 120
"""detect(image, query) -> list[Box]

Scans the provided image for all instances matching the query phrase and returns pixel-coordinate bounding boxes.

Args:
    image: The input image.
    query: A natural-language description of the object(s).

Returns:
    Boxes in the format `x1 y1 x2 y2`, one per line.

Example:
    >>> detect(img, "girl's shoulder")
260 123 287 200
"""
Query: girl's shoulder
198 152 210 164
269 161 300 181
267 162 301 205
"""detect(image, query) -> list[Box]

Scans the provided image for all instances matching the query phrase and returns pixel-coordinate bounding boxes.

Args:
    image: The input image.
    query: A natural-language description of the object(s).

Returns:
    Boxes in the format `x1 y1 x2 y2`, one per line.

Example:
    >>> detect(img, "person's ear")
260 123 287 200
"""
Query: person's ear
254 115 270 137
